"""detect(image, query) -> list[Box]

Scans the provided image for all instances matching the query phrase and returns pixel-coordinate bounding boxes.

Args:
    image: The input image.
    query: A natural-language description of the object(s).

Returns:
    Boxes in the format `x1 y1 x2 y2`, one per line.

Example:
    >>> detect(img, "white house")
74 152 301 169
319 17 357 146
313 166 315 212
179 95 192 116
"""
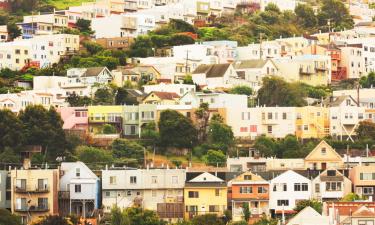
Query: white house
192 63 238 89
172 44 219 65
269 170 312 214
61 67 113 97
346 38 375 74
179 92 248 109
143 83 196 96
339 44 365 79
260 0 298 11
102 168 186 221
92 13 155 38
311 169 352 202
286 206 330 225
236 41 281 60
59 162 99 218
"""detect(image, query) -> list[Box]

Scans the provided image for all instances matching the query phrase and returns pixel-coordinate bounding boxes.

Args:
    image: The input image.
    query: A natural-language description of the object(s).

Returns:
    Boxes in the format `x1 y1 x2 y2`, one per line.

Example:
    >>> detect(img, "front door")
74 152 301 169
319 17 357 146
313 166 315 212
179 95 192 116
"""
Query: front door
322 163 327 170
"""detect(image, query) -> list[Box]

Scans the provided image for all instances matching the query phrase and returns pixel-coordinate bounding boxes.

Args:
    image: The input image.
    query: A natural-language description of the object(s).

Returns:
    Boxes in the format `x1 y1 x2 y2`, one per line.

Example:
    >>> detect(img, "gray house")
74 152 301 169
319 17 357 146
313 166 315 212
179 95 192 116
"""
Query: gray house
0 170 11 209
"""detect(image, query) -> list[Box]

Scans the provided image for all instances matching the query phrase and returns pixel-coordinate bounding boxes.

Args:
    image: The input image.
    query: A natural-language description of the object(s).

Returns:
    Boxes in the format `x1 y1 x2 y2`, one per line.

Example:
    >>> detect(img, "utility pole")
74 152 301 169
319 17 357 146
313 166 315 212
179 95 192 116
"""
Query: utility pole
327 19 331 33
259 33 264 59
185 49 190 75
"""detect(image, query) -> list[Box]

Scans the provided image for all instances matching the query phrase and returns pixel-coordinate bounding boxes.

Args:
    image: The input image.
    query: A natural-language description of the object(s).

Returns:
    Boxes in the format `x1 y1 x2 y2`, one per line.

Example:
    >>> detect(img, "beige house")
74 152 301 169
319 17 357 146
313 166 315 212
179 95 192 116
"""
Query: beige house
11 168 60 224
304 140 343 170
349 165 375 201
142 91 180 105
312 169 352 201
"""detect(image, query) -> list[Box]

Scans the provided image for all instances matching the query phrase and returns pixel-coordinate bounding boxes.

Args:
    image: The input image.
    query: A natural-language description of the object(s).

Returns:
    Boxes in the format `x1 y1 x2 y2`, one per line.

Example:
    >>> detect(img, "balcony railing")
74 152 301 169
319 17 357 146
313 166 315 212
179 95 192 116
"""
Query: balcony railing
15 185 49 193
89 116 122 123
15 204 49 212
299 68 313 75
58 191 70 199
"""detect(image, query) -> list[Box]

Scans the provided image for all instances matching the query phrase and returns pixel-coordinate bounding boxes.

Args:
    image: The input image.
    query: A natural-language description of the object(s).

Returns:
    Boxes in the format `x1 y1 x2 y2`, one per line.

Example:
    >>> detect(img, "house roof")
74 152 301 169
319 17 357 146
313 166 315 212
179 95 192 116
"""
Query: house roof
235 59 277 70
147 91 179 100
286 207 330 225
121 69 140 75
126 89 146 97
192 63 231 78
81 67 107 77
352 206 375 217
304 140 342 161
321 95 358 107
187 172 224 183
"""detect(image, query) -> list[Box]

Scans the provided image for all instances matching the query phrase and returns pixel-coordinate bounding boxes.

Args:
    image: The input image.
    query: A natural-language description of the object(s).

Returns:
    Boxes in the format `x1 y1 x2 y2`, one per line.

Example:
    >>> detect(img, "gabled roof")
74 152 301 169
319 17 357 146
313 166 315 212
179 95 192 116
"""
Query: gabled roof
126 89 146 98
352 205 375 217
60 161 98 180
188 172 224 183
81 67 108 77
192 63 231 78
234 59 276 69
304 140 342 161
321 95 358 107
271 170 311 182
146 91 179 100
286 207 330 225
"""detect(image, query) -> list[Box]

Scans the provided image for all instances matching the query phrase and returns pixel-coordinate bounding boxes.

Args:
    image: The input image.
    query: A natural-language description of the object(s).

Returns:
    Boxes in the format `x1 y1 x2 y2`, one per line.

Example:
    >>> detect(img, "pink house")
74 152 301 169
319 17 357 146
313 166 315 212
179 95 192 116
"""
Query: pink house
57 107 88 131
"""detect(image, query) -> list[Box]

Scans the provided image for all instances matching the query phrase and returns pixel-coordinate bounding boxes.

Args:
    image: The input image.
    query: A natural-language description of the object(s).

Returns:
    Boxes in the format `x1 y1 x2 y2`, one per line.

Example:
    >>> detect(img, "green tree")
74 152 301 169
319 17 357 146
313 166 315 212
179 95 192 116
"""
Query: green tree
76 146 114 166
0 209 22 225
83 41 104 55
254 136 276 157
110 206 127 225
294 199 323 214
128 36 154 57
295 4 317 28
341 193 366 201
75 18 93 34
242 202 251 222
102 124 116 134
191 214 225 225
141 122 160 147
356 121 375 140
208 115 234 151
318 0 354 31
0 109 23 150
168 34 195 46
33 215 71 225
19 105 66 160
65 93 92 107
257 77 307 107
158 110 197 148
124 207 166 225
111 139 144 162
0 148 20 164
114 87 128 105
7 23 21 41
253 216 278 225
94 87 114 105
195 103 210 143
203 150 226 167
229 85 253 96
183 75 194 84
359 72 375 88
277 135 304 158
169 19 196 33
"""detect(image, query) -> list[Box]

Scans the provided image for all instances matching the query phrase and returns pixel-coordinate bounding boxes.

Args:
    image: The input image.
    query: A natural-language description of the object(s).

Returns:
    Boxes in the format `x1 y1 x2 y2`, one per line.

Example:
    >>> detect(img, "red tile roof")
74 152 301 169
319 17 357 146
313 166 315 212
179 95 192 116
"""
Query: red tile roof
151 91 179 100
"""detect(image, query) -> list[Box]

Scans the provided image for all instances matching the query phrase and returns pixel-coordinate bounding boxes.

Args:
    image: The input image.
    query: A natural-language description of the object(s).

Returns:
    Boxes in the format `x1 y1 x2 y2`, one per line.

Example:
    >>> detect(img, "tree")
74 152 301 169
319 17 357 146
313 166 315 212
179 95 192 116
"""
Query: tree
341 193 366 201
0 109 23 150
242 202 251 222
102 124 116 134
141 122 160 147
318 0 354 31
19 105 66 160
183 75 194 84
168 34 195 46
32 215 71 225
191 214 225 225
254 136 276 157
75 18 93 34
203 150 226 167
253 216 278 225
295 4 317 28
0 148 21 164
83 41 104 55
277 135 304 158
359 72 375 88
65 93 92 107
158 110 197 148
114 87 128 105
76 146 114 166
294 199 323 214
128 36 154 57
257 77 307 107
208 115 234 151
94 87 114 105
356 121 375 140
110 206 127 225
111 139 144 161
229 85 253 96
169 19 196 33
0 209 22 225
123 207 166 225
7 23 21 41
195 103 210 143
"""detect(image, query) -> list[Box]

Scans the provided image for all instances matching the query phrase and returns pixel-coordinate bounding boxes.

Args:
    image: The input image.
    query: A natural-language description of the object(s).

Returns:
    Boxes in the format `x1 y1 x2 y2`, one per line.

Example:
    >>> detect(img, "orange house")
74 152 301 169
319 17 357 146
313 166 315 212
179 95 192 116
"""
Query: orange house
229 171 269 222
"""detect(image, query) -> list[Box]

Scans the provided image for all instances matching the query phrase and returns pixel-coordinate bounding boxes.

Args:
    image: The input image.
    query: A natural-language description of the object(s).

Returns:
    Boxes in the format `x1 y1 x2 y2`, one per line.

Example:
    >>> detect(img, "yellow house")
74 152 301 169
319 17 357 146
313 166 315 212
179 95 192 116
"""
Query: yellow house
304 140 343 170
184 172 227 219
296 106 330 139
11 167 60 225
88 105 123 134
142 91 180 105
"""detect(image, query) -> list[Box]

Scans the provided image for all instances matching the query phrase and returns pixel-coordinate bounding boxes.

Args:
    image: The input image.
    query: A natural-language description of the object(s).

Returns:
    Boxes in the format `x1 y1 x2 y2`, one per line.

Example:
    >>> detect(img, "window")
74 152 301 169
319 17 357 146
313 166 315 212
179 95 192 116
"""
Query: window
294 183 301 191
127 191 131 196
267 126 272 134
360 173 375 181
152 190 157 197
239 187 252 194
151 176 157 184
105 191 111 197
172 176 178 184
258 186 267 193
75 184 81 193
282 112 287 120
209 205 220 212
277 200 289 206
363 187 374 195
321 148 327 155
302 183 308 191
110 176 117 185
130 176 137 184
188 191 199 198
244 175 252 180
283 183 287 191
215 189 220 196
268 112 272 119
315 183 320 193
327 170 336 176
76 168 80 177
326 182 341 191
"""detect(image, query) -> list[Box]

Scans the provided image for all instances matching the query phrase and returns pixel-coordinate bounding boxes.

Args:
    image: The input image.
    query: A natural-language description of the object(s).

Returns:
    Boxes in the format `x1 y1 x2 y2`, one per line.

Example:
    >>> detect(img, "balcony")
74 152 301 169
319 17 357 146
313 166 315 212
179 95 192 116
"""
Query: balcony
331 52 340 60
15 205 49 212
299 68 313 75
315 66 328 72
89 116 122 124
15 185 49 193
